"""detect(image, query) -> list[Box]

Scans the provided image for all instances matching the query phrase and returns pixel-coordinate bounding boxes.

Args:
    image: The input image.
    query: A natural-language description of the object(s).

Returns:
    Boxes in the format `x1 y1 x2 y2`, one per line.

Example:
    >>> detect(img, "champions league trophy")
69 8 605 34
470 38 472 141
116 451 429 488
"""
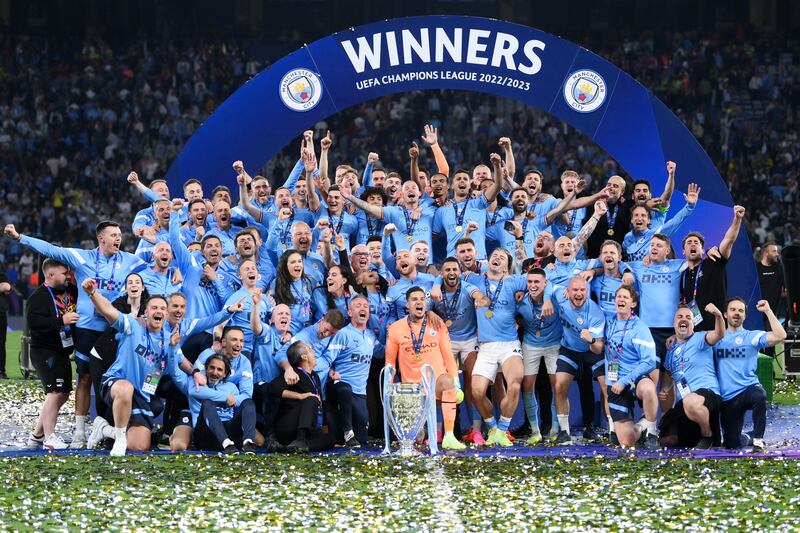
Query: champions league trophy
381 364 439 456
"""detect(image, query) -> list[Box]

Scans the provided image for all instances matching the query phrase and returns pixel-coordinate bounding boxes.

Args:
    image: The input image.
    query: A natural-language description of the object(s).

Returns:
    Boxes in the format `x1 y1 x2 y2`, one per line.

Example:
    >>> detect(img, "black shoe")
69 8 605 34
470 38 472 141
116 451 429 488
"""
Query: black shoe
344 436 361 449
582 426 604 443
555 430 573 445
287 439 309 453
223 443 239 455
609 432 620 446
264 436 284 453
0 372 8 380
242 441 257 455
694 437 713 450
510 425 532 439
644 433 661 450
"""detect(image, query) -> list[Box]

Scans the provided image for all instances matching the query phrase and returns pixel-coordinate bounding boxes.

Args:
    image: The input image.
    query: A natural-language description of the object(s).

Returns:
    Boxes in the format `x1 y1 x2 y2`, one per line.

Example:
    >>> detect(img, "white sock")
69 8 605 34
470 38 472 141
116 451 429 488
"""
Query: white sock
243 438 253 445
75 415 87 434
557 415 570 435
343 429 355 441
113 427 127 441
607 415 615 432
644 419 658 436
222 438 235 448
102 425 115 439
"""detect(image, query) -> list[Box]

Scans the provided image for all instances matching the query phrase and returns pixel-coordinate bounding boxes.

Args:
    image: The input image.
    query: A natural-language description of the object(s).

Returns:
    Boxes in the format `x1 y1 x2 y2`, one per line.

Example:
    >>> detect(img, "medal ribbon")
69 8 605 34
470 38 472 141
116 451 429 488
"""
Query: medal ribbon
452 200 468 229
402 208 418 239
484 277 504 313
407 313 428 354
444 283 462 322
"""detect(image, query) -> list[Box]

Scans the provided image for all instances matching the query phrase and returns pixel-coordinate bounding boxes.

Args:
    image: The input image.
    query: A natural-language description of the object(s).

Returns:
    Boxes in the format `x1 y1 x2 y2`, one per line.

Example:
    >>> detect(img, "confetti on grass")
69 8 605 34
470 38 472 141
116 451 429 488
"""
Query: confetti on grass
0 454 798 531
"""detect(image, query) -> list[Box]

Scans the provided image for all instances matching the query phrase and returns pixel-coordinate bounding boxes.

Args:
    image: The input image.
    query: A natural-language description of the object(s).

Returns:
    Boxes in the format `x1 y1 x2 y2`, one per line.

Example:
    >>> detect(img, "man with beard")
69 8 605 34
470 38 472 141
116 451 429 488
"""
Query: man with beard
591 240 636 320
285 221 327 288
323 296 377 447
715 298 786 450
488 187 584 262
631 161 677 228
139 242 182 296
431 257 490 445
518 170 560 218
622 183 699 261
387 287 467 450
660 303 726 449
756 241 787 342
551 276 606 445
219 230 276 292
344 177 436 262
134 199 171 263
455 238 488 274
433 163 503 260
5 221 146 448
205 201 238 257
169 201 236 362
83 279 169 456
128 174 176 233
386 250 437 324
585 175 630 258
223 260 271 358
178 199 210 246
312 185 359 253
680 206 745 331
520 232 557 272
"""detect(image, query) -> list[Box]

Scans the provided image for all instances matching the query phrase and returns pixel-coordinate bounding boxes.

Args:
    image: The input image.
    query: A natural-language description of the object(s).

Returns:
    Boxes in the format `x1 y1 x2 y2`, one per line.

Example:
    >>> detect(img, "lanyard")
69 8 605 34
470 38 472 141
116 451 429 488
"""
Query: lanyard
527 295 545 332
145 329 166 371
605 204 619 229
489 209 500 226
681 263 703 303
280 212 295 246
444 283 461 321
607 316 631 363
566 209 577 231
484 277 504 312
452 200 468 228
292 279 309 305
407 314 428 354
45 285 68 318
366 215 382 237
297 367 319 396
328 209 344 234
94 249 120 287
165 267 173 293
402 208 418 238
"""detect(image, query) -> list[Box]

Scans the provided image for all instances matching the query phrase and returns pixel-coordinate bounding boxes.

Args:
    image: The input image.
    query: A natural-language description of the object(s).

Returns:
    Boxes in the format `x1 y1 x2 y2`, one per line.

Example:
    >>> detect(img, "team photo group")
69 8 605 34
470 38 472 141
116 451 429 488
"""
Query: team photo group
3 124 785 456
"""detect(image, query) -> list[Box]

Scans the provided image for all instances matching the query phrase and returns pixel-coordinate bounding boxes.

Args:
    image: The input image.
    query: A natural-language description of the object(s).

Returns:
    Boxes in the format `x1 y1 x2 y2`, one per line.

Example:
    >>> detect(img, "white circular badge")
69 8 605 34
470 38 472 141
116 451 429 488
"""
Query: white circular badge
563 70 607 113
279 68 323 112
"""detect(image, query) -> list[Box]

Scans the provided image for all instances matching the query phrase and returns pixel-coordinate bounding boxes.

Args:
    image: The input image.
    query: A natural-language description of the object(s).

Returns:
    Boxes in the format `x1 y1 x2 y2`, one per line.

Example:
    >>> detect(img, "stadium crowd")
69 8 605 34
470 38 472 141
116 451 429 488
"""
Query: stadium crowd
0 25 794 456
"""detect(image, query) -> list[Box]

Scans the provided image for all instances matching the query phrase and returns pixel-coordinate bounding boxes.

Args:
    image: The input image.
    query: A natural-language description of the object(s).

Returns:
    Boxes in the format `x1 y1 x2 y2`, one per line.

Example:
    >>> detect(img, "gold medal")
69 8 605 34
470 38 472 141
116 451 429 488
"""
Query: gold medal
485 310 494 318
456 225 463 233
536 330 541 337
406 235 414 243
445 319 453 327
566 231 575 238
607 228 615 236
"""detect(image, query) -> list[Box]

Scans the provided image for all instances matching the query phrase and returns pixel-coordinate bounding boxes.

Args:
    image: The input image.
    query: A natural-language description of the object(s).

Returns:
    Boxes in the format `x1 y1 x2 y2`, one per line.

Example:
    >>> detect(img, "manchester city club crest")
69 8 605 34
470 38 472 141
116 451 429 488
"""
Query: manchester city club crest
279 68 323 112
563 70 607 113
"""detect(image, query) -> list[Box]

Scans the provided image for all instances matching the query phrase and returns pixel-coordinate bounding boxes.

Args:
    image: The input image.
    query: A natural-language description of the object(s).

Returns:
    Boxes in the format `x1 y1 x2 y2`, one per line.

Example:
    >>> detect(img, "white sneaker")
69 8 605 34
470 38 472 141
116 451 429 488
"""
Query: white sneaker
69 429 87 449
87 418 110 450
26 434 44 449
752 438 766 452
43 434 68 450
110 436 127 457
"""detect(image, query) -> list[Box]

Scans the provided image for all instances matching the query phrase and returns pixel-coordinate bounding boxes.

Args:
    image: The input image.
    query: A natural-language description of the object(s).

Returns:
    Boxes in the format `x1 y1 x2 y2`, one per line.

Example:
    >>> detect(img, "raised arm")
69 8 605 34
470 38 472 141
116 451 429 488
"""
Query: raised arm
759 300 787 346
408 142 421 187
569 183 611 210
659 160 677 206
5 224 82 270
718 205 745 260
660 183 699 236
544 181 583 225
485 152 504 204
250 289 264 338
127 171 162 203
318 130 332 192
421 124 450 177
703 304 726 345
342 189 383 219
498 137 515 184
303 145 322 212
572 200 605 249
83 278 119 324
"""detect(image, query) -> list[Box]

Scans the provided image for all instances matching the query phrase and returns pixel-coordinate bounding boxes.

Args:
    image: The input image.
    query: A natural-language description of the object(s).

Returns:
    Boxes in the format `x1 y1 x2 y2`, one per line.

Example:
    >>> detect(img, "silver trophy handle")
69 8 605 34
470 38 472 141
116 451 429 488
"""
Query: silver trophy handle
421 364 439 456
380 365 395 455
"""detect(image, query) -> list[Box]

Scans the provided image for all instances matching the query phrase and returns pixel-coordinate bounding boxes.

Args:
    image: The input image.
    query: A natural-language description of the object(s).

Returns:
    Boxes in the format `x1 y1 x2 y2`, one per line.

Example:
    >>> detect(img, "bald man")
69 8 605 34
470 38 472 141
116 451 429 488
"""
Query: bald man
585 175 629 258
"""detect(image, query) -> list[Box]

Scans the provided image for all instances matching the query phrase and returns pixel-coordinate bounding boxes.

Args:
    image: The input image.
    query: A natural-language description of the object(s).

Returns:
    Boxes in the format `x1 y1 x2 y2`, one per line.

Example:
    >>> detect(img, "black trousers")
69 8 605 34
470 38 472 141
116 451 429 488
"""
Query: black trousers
90 348 117 424
578 360 596 428
253 382 280 437
0 312 7 374
325 381 369 445
721 384 767 448
275 397 335 451
181 331 213 364
194 398 256 450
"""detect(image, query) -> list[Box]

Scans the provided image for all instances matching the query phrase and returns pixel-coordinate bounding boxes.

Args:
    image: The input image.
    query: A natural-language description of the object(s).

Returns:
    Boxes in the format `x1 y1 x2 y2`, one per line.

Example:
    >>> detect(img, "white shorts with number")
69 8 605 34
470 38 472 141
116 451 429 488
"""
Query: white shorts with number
451 337 479 365
473 340 522 383
521 343 560 376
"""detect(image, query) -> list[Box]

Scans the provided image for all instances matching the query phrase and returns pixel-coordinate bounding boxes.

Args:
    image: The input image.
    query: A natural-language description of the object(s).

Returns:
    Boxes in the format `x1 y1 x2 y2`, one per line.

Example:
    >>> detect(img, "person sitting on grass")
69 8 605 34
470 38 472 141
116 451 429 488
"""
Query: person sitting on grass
268 341 335 452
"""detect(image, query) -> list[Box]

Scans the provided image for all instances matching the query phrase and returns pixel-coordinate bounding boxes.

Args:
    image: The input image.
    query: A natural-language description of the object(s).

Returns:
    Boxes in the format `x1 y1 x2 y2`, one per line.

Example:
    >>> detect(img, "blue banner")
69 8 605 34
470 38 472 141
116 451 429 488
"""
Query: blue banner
166 16 761 325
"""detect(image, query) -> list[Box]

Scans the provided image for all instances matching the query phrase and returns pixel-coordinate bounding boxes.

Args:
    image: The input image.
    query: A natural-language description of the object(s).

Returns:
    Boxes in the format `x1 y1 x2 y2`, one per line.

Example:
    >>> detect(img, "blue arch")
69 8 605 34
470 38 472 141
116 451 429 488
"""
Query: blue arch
166 15 760 325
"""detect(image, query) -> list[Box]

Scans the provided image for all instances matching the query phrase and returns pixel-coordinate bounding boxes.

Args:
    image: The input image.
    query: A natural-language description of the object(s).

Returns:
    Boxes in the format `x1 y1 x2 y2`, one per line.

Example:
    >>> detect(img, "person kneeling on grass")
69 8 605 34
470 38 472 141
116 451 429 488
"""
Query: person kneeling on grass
659 303 726 449
82 278 168 456
268 341 335 452
385 286 466 451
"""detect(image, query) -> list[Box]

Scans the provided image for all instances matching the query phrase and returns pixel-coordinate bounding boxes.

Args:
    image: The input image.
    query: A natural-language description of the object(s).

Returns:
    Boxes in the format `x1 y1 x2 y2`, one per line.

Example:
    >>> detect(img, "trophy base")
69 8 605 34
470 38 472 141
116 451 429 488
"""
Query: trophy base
397 440 419 457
